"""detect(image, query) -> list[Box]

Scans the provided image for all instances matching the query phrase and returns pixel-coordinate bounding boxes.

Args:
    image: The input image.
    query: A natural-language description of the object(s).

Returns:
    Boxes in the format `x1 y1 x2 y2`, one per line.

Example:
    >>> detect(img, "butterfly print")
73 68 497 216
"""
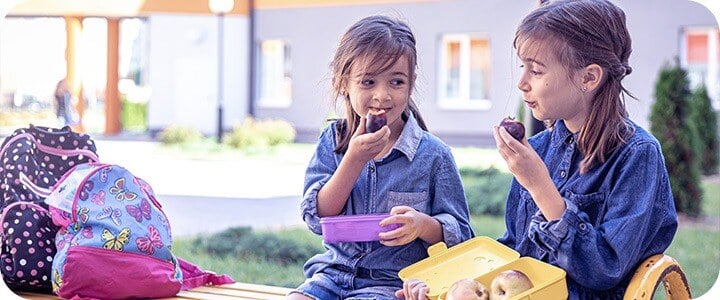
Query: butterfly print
133 176 152 194
126 198 152 223
101 227 130 251
78 180 94 201
99 166 112 183
109 177 138 201
80 226 93 239
96 206 122 226
77 206 89 223
52 269 63 291
91 190 106 205
136 225 164 255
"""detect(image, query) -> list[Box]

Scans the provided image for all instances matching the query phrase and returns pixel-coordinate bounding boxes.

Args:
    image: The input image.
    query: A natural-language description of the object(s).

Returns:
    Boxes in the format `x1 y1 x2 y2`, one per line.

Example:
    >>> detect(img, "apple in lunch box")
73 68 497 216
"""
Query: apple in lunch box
446 278 489 300
365 110 387 133
499 116 526 141
489 270 534 300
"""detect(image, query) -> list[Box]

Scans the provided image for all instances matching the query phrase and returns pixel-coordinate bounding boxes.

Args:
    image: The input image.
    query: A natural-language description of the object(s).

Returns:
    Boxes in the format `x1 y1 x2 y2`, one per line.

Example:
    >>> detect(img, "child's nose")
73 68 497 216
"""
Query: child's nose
373 85 392 101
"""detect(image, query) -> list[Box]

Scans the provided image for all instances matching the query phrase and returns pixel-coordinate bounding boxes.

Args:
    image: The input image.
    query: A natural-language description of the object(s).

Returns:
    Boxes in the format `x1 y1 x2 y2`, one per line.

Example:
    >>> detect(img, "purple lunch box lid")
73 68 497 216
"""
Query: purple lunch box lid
319 213 391 223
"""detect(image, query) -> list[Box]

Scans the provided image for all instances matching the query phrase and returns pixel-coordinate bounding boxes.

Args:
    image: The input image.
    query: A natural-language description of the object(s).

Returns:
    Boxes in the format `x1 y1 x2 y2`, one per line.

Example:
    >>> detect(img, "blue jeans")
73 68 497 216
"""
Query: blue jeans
291 265 402 300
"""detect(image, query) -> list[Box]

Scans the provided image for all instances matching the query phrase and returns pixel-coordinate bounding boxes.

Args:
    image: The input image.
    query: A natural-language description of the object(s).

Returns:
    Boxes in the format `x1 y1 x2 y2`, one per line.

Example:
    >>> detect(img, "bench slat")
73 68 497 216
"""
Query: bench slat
16 282 293 300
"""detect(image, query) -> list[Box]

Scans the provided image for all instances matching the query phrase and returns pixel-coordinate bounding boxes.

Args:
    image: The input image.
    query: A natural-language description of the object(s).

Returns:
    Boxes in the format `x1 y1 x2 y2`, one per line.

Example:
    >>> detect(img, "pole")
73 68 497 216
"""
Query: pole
247 0 255 117
217 12 225 143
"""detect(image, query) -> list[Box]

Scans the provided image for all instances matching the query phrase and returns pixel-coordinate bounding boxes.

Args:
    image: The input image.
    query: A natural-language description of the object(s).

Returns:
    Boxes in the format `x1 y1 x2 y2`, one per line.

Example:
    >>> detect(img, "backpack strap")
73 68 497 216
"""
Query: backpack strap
0 132 100 162
177 257 235 290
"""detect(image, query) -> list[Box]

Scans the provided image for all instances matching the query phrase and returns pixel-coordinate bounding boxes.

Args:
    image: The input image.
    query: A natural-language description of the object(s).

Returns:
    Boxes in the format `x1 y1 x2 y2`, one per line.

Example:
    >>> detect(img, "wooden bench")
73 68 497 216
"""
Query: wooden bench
17 282 293 300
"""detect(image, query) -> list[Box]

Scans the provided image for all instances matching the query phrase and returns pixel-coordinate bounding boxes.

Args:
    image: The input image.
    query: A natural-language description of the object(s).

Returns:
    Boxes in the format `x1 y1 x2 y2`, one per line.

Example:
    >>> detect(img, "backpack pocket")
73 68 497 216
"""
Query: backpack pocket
55 245 181 299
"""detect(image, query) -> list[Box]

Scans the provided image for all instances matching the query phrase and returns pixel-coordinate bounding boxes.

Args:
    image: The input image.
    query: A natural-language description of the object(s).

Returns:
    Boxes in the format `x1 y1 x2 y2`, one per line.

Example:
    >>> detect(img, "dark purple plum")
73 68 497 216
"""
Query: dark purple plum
366 111 387 133
500 116 526 141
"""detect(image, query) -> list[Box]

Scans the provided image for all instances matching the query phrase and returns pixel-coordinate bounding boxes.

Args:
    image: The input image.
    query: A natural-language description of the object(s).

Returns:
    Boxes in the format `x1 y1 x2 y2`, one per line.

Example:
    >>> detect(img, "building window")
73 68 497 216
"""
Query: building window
682 27 719 109
438 33 492 110
258 39 292 108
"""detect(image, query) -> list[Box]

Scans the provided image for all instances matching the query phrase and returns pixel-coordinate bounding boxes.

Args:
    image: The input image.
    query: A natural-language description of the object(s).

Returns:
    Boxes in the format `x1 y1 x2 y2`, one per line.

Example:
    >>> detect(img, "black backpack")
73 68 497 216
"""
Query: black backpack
0 125 98 292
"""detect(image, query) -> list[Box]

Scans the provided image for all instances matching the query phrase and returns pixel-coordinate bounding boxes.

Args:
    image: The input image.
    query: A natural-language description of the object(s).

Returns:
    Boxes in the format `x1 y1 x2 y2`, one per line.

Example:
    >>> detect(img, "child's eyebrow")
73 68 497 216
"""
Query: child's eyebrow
522 58 547 67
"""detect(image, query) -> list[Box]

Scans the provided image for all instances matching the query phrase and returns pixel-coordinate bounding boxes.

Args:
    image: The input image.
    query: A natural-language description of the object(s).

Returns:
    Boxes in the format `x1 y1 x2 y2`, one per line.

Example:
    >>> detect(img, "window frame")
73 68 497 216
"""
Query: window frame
257 38 292 108
437 33 492 111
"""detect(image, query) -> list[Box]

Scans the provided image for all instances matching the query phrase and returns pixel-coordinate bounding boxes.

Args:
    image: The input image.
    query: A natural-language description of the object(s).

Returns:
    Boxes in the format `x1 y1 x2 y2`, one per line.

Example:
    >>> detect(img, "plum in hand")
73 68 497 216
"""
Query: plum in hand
366 110 387 133
499 116 526 141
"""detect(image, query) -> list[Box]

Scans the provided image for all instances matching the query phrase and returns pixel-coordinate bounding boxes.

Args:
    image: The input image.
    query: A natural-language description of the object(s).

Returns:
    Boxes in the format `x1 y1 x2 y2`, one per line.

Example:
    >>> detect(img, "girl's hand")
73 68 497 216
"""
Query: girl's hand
345 116 390 164
395 278 429 300
378 206 429 246
492 126 549 191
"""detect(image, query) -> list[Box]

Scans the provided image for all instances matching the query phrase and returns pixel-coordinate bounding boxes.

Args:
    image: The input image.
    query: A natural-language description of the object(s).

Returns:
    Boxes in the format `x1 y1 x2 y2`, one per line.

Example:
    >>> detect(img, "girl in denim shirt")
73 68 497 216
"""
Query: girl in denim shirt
288 15 474 300
491 0 678 298
399 1 677 300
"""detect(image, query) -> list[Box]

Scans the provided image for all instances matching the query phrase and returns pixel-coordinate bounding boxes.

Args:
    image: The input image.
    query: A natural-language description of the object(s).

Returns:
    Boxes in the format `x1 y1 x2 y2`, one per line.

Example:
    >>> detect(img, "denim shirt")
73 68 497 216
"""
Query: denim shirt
498 120 678 299
301 114 474 283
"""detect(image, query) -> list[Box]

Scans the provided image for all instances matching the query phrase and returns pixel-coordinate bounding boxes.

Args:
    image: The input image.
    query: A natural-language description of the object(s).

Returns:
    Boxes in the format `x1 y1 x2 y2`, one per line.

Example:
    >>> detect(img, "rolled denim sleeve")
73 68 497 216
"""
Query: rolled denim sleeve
430 149 474 247
527 142 675 290
300 125 339 235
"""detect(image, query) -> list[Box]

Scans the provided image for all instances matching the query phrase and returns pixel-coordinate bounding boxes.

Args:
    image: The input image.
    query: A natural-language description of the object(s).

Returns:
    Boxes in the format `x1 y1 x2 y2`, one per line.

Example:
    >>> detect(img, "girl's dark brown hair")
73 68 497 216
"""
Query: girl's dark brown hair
330 15 427 154
515 0 636 173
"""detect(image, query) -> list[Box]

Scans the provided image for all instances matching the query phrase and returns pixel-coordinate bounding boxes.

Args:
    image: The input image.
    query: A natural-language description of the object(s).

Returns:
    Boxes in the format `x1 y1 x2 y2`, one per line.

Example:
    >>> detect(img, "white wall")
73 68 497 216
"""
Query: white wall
147 14 248 135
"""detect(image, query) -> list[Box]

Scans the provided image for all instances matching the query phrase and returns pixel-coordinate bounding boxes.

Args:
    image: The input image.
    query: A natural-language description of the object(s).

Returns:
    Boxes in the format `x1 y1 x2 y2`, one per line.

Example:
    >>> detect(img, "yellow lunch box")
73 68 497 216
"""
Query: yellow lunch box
399 236 568 300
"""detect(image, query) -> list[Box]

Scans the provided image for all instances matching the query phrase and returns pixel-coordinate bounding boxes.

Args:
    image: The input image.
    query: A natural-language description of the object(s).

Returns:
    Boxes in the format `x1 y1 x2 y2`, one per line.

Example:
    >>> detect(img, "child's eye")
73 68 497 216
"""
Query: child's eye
361 79 375 86
390 79 405 86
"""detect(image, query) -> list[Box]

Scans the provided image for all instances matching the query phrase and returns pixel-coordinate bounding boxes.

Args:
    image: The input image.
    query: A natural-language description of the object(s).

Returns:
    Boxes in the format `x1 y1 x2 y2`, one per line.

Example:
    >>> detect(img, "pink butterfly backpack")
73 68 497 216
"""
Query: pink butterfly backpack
44 162 233 299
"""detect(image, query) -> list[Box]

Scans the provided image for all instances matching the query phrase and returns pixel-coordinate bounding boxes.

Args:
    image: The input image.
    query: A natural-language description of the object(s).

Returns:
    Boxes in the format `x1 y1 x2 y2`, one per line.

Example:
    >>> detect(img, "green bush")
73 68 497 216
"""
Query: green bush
689 84 719 175
650 59 703 217
226 118 296 151
191 227 324 266
120 97 148 131
158 124 203 145
460 166 513 216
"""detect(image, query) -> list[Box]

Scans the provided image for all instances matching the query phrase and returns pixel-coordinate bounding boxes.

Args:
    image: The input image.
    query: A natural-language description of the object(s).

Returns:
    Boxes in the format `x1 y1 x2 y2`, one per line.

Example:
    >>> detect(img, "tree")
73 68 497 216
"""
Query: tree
649 59 703 217
689 84 719 175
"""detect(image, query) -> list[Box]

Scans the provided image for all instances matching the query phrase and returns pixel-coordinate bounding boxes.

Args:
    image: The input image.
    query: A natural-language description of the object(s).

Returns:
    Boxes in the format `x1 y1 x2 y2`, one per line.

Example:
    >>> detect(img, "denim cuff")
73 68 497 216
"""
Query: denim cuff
433 213 462 247
301 181 325 234
527 198 578 252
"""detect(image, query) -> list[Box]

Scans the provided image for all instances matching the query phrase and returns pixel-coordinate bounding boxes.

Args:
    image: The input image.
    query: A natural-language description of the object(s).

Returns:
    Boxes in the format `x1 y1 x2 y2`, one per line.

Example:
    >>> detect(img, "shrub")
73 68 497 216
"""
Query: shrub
192 227 324 266
649 59 703 217
689 84 719 175
226 118 296 151
121 96 148 132
459 166 513 216
158 124 203 145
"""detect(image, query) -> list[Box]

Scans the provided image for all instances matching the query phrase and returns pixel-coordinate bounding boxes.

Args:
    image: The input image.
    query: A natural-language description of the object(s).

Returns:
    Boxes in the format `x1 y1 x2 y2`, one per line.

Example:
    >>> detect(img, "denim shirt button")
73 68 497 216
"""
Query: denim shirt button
560 170 566 178
369 165 375 172
578 223 587 232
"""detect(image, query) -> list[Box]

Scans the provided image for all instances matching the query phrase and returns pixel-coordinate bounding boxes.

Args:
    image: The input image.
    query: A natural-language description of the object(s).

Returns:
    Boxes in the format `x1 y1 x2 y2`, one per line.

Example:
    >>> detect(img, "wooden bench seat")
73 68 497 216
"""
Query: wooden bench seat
16 282 293 300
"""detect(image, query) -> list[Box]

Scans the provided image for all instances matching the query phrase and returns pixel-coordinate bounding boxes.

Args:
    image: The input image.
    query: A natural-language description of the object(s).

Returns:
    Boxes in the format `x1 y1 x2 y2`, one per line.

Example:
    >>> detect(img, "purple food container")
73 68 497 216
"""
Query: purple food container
320 213 401 243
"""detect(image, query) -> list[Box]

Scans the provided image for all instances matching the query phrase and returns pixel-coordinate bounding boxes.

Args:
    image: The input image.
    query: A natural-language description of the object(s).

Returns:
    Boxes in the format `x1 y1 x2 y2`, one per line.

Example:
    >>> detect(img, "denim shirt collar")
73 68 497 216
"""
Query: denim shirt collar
550 120 577 148
390 112 423 162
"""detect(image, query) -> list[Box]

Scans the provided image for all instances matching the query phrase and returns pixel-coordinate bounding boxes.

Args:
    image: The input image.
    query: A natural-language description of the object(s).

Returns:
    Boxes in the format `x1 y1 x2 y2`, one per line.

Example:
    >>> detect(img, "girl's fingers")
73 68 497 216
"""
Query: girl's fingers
353 117 367 137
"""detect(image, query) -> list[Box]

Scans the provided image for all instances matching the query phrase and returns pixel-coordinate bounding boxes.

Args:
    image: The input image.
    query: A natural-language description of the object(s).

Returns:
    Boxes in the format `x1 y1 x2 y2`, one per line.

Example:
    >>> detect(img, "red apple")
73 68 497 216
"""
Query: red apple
366 110 387 133
490 270 534 300
446 278 489 300
499 117 525 141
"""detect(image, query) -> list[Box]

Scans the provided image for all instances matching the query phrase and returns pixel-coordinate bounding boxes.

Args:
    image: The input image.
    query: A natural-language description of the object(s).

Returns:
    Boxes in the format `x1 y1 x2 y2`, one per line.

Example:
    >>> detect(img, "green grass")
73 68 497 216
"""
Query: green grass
701 180 720 218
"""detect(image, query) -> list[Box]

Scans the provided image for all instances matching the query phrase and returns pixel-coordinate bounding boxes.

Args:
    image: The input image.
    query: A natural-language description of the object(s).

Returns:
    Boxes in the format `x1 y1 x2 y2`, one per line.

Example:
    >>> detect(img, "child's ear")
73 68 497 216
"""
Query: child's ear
582 64 604 92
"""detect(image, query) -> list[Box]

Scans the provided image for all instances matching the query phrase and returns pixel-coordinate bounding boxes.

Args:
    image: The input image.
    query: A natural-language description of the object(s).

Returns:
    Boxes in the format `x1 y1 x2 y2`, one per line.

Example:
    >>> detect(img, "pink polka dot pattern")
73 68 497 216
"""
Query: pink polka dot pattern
1 125 97 293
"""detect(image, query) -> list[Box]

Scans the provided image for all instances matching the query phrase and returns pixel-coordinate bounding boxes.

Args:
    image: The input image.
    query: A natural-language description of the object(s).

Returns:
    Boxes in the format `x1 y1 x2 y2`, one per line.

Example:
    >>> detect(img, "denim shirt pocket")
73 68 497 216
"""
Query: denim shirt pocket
563 190 606 226
387 191 429 213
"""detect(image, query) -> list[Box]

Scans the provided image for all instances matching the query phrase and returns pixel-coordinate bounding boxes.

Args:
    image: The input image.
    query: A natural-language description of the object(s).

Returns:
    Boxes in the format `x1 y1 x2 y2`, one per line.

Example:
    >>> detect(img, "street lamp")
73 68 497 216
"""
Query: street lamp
209 0 234 143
